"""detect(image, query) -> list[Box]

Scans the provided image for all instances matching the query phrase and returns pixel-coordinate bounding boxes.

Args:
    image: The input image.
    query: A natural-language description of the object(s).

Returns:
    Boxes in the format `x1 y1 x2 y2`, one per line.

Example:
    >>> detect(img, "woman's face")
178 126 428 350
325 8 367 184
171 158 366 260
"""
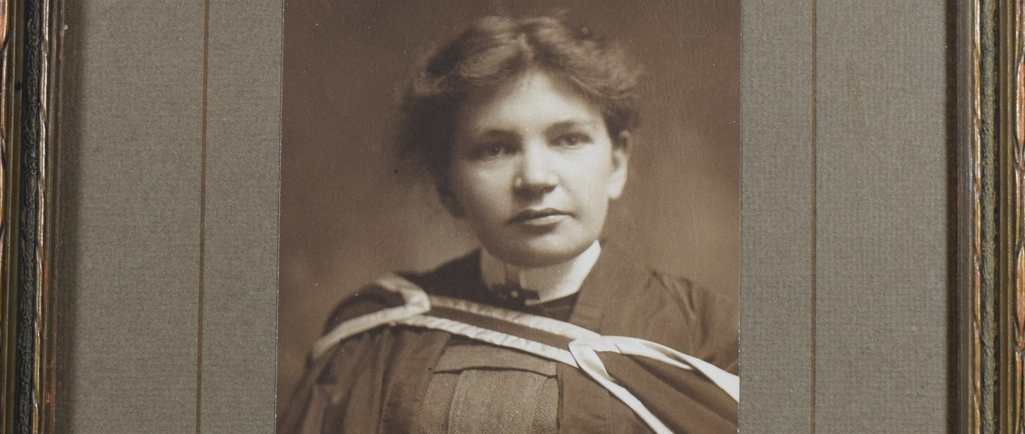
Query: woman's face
447 70 629 268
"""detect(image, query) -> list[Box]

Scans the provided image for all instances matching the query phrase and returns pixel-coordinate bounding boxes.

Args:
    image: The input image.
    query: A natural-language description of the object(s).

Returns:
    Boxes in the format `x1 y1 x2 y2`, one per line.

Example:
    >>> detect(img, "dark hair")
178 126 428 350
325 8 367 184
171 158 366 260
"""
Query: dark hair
397 15 642 187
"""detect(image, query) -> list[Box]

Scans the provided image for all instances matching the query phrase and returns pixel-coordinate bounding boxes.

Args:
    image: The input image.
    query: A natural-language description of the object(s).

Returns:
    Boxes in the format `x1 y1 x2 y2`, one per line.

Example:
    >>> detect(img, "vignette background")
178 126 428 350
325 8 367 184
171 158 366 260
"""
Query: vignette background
278 0 739 415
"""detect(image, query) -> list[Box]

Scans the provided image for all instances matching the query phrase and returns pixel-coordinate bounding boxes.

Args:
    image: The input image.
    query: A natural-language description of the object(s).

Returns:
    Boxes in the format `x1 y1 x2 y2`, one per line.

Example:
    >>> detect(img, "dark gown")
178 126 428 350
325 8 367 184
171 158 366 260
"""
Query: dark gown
278 245 739 434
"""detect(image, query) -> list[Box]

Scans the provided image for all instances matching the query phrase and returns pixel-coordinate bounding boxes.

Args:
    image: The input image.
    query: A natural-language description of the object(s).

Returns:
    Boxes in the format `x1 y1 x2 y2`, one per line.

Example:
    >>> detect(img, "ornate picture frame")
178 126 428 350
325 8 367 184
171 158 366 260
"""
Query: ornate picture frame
0 0 1020 432
0 0 61 432
963 0 1025 431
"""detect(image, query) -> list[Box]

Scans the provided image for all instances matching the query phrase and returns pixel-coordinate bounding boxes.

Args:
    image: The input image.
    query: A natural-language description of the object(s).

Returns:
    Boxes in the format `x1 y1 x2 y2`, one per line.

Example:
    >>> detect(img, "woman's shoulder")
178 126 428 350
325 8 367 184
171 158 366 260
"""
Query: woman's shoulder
591 245 738 372
647 271 739 373
594 244 735 318
321 251 482 333
401 250 483 299
648 270 737 322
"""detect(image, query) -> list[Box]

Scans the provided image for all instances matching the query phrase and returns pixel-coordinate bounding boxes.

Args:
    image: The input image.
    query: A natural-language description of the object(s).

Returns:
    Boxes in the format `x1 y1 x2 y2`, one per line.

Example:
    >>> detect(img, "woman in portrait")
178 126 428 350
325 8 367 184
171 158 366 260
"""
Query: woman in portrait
279 14 738 434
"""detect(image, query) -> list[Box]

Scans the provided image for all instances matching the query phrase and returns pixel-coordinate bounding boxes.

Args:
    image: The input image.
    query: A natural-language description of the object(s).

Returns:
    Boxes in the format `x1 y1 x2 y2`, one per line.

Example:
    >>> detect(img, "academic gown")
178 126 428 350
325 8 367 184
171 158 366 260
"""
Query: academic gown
278 245 739 434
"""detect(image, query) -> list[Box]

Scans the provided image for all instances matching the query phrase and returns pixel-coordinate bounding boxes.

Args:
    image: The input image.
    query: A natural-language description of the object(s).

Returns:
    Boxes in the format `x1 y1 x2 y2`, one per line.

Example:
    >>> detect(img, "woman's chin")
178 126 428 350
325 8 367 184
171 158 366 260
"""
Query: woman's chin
485 241 594 268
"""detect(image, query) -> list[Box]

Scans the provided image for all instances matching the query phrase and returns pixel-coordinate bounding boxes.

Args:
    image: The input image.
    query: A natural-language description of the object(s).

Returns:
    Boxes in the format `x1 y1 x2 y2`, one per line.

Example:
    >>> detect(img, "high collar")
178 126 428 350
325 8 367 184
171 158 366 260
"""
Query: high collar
480 241 602 305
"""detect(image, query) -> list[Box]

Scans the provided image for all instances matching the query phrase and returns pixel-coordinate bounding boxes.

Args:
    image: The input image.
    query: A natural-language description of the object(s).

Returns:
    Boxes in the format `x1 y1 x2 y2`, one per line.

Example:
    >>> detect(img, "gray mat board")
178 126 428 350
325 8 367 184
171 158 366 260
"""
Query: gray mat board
47 0 959 430
56 2 206 433
740 0 815 432
815 1 949 432
200 0 283 432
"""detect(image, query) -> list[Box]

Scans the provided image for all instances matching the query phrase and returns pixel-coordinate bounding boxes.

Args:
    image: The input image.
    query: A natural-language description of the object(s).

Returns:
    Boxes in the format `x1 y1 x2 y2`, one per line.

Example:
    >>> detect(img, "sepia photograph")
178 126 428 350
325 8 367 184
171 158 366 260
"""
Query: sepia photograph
276 0 740 432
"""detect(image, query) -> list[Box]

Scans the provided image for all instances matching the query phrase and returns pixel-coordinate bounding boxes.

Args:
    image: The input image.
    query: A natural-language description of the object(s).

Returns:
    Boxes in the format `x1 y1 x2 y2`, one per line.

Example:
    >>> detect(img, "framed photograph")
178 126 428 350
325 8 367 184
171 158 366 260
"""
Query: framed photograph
276 2 740 432
0 0 1019 432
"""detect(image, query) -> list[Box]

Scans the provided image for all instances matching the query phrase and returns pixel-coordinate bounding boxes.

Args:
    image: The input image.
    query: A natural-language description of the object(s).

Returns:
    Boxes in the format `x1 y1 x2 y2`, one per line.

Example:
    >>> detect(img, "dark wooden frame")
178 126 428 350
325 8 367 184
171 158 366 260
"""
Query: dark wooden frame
0 0 62 432
0 0 1022 432
961 0 1025 432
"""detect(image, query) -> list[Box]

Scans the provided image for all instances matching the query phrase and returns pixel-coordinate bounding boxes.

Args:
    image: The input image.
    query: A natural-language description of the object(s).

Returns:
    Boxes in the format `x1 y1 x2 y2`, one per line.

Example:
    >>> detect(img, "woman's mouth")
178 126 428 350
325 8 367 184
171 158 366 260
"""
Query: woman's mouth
509 208 568 226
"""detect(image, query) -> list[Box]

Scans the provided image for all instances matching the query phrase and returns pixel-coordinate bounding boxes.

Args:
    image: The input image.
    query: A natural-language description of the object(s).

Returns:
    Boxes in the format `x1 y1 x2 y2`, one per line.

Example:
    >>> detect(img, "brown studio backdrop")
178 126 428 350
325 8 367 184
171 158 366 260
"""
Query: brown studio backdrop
278 0 740 414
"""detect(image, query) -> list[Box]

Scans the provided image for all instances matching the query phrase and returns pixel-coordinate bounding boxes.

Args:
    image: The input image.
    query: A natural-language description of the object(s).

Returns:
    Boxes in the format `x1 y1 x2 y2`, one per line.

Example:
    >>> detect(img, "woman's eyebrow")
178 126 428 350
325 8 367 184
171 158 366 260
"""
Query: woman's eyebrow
545 120 598 135
473 129 520 141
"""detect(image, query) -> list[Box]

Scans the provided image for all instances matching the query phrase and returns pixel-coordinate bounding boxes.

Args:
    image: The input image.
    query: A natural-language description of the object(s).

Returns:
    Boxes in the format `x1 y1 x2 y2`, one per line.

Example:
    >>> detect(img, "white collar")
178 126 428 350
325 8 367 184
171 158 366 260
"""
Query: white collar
480 241 602 305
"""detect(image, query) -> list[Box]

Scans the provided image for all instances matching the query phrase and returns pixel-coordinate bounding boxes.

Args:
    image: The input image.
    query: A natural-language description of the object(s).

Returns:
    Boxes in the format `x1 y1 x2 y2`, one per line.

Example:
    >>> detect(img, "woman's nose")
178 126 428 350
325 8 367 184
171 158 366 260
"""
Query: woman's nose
513 144 558 194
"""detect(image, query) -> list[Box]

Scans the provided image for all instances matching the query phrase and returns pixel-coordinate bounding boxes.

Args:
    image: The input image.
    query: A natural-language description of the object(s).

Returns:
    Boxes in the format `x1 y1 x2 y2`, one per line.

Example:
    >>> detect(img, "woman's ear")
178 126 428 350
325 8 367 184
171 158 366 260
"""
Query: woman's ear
607 130 631 200
437 185 466 217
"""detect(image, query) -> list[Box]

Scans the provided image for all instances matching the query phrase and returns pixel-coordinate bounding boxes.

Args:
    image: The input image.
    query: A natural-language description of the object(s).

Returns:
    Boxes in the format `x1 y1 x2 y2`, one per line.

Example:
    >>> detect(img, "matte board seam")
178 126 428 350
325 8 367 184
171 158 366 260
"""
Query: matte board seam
196 0 210 433
810 0 818 431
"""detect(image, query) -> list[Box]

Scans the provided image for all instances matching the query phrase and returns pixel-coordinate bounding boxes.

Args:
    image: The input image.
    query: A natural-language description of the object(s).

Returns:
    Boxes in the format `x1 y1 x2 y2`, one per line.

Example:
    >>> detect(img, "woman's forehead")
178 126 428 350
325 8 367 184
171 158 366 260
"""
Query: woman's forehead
456 70 604 134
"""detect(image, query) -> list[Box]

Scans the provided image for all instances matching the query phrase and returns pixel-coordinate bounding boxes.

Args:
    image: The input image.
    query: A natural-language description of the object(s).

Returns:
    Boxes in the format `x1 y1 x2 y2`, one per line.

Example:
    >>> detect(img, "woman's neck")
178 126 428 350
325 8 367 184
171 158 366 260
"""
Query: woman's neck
480 241 602 305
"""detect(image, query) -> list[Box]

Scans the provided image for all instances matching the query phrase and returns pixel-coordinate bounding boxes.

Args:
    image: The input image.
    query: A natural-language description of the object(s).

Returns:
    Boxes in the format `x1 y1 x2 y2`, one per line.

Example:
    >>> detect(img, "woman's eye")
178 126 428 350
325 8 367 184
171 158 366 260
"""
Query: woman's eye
553 133 590 148
473 143 510 159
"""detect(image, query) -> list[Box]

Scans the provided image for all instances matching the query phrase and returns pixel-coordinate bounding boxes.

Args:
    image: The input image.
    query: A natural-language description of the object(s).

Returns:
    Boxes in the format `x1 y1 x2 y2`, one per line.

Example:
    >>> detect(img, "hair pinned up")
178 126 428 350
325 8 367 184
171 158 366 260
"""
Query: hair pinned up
397 15 642 187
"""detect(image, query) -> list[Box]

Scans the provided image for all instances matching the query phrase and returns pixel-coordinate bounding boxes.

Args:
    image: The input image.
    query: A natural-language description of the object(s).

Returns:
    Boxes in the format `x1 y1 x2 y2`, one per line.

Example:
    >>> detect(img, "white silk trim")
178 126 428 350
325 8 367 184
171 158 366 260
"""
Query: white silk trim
396 314 578 367
428 293 738 401
313 273 739 434
572 336 740 402
569 343 674 434
428 295 601 340
311 274 430 359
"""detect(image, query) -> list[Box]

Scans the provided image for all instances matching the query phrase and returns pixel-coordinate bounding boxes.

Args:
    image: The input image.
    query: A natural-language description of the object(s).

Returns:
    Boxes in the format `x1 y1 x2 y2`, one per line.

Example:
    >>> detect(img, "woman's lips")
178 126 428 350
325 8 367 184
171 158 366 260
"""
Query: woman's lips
509 208 568 226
